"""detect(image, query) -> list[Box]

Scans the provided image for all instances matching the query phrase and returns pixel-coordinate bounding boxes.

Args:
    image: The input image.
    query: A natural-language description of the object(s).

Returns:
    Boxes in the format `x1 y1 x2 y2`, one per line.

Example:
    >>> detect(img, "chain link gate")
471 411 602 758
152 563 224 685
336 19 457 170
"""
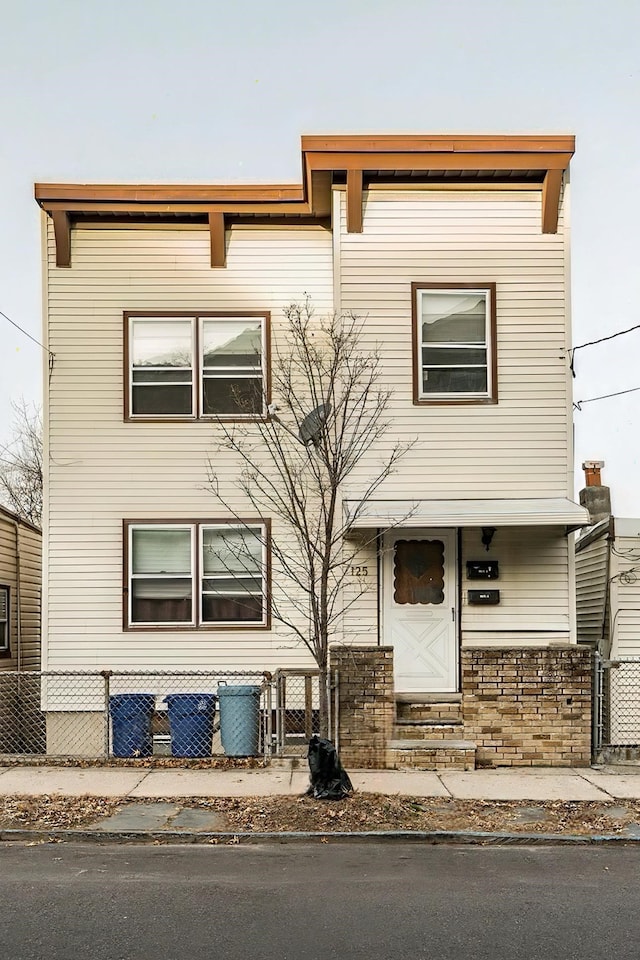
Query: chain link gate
593 655 640 764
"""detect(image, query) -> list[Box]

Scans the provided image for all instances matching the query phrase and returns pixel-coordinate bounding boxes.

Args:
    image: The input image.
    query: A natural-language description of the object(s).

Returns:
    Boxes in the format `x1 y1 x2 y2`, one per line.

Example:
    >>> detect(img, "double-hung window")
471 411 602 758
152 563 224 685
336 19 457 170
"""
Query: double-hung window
412 283 497 403
126 521 269 628
0 586 9 655
126 312 269 419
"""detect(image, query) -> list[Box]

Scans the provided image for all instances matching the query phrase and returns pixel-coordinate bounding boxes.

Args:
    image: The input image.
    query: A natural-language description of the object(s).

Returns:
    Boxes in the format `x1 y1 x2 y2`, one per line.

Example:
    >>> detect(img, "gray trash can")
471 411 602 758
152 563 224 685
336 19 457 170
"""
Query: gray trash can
217 684 261 756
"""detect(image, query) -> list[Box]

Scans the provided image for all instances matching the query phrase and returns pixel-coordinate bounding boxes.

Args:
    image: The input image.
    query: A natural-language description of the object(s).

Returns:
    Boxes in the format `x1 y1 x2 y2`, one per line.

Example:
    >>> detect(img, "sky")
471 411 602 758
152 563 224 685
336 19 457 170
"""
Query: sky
1 0 639 512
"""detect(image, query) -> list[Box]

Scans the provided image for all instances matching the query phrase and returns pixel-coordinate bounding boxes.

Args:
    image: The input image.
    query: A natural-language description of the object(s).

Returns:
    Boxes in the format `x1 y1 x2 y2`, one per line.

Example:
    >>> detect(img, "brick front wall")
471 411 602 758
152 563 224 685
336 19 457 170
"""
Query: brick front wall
330 645 394 769
462 647 593 767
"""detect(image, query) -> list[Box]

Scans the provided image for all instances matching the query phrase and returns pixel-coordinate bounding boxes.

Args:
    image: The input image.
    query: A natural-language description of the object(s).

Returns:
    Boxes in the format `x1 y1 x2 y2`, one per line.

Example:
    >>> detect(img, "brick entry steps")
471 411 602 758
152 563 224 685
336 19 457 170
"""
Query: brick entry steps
392 696 476 770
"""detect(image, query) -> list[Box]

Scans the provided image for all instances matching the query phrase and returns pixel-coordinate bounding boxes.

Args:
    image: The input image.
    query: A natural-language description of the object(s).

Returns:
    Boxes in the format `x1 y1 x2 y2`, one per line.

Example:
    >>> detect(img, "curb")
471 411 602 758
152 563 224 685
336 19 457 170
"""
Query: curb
1 828 639 845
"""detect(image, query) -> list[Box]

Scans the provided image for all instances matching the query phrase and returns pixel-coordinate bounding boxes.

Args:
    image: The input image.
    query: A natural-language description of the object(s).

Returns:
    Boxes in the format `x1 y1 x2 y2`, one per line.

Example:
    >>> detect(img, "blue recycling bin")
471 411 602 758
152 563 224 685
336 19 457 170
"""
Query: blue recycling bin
217 684 261 756
165 693 217 758
109 693 155 758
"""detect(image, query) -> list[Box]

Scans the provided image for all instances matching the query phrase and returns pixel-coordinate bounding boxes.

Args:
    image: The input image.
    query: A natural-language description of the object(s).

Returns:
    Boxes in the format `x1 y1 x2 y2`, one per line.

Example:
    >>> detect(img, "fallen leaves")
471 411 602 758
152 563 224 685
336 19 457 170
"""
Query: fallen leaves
2 793 640 837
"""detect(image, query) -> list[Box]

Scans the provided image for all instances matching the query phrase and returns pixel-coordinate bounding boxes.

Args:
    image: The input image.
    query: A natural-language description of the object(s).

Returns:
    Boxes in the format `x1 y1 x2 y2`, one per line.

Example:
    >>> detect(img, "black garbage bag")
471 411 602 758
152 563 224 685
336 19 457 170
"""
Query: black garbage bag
306 734 353 800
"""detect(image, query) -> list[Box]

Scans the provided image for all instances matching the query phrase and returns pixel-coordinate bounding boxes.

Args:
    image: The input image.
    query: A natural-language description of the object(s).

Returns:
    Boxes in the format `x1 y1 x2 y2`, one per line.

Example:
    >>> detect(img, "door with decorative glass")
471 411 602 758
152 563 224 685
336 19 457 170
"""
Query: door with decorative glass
383 529 457 693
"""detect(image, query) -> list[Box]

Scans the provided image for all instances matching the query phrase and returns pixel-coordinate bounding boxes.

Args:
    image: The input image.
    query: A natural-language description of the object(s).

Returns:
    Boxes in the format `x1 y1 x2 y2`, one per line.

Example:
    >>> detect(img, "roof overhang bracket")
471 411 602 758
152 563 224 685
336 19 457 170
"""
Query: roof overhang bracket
208 209 226 267
542 170 564 234
346 169 363 233
52 210 71 267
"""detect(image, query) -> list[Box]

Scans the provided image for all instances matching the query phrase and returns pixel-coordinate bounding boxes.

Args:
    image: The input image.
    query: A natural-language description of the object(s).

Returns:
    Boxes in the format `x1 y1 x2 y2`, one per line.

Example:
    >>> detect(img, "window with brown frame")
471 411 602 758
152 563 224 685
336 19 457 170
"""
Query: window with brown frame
125 312 270 419
0 586 9 655
412 283 497 403
125 521 270 629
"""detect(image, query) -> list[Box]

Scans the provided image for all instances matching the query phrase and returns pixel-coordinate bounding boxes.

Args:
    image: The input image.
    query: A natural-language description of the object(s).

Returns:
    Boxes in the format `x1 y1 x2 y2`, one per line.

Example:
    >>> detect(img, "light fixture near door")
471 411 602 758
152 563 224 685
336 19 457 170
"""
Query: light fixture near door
481 526 496 551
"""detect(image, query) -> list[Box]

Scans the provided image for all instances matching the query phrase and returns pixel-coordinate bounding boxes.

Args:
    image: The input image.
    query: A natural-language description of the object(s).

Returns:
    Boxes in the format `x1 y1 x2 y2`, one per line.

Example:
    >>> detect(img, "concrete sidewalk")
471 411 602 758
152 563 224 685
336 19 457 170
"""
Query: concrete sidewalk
2 763 640 802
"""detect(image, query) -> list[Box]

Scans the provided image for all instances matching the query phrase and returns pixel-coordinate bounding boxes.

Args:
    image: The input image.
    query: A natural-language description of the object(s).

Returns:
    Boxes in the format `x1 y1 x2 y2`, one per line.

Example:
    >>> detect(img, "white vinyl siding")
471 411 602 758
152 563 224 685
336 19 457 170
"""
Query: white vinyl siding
44 224 332 670
610 534 640 658
460 526 571 643
575 533 609 647
336 188 571 499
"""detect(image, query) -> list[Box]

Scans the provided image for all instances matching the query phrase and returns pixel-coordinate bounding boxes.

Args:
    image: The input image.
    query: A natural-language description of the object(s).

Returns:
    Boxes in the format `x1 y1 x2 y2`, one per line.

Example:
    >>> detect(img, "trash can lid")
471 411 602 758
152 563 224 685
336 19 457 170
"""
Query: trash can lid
216 684 261 697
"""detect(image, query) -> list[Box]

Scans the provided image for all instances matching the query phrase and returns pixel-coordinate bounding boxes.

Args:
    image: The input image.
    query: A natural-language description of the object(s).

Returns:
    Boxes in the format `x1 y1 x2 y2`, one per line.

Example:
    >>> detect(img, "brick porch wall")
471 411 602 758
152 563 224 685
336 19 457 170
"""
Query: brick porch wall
330 645 394 769
462 647 593 767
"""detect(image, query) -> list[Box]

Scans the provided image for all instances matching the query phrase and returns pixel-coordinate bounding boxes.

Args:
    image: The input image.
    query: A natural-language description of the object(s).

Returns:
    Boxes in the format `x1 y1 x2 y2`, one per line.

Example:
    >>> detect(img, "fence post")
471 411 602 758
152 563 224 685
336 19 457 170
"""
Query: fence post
332 668 339 751
262 672 273 759
304 675 313 741
101 670 112 758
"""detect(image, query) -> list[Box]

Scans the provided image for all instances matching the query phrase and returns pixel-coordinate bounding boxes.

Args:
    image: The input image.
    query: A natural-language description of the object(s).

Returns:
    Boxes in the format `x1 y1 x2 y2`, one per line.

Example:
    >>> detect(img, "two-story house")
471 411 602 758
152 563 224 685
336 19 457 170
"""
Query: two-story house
35 135 592 768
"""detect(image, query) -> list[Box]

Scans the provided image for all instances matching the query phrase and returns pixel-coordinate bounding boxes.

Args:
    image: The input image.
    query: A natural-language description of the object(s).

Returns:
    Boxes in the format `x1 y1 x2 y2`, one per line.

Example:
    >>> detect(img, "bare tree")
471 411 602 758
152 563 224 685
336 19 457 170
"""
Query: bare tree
207 300 411 735
0 399 43 526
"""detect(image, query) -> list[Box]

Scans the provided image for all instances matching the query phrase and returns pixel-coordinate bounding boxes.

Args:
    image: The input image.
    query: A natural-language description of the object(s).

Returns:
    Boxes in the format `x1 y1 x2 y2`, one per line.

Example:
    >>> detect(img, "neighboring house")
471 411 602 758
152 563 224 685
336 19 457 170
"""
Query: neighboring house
576 514 640 657
0 505 42 754
576 499 640 751
0 505 41 670
35 134 592 767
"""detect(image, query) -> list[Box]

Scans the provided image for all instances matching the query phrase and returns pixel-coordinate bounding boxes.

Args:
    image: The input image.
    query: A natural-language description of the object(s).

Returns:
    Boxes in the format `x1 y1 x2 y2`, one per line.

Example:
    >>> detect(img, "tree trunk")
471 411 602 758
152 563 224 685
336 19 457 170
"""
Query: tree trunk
318 665 330 739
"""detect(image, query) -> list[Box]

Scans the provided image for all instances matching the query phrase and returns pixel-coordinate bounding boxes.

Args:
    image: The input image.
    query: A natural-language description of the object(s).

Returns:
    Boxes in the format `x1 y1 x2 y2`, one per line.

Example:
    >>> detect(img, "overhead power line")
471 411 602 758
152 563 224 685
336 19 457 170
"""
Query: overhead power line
1 309 53 357
569 322 640 377
574 384 640 411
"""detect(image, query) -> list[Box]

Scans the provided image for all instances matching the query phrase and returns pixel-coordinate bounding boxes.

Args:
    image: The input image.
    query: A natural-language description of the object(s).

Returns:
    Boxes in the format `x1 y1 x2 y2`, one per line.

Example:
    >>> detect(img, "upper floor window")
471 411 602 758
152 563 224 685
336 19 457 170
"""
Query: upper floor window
125 520 270 629
412 283 497 403
125 312 270 420
0 586 9 655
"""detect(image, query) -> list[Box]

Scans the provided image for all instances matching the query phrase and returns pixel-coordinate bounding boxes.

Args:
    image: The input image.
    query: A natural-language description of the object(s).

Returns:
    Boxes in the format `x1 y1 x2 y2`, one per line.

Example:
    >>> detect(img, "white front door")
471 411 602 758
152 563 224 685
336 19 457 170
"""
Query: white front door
383 528 458 694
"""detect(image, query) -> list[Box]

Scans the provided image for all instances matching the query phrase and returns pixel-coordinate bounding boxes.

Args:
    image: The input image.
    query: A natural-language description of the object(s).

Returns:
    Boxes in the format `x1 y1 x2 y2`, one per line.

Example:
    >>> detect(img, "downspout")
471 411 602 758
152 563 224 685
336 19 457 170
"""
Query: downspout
12 519 22 673
601 516 614 657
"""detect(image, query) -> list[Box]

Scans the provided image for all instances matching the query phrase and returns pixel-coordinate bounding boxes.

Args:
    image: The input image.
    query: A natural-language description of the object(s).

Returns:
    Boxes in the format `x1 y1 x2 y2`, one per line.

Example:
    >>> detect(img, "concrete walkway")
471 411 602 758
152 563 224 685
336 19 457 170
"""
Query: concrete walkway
1 763 640 801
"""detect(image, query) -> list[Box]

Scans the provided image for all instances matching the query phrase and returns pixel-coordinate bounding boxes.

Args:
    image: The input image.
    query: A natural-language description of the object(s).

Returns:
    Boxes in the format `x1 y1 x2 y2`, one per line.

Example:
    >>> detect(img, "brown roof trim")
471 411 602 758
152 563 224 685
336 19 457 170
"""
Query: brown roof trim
35 183 306 203
0 505 41 535
300 134 575 153
35 133 575 266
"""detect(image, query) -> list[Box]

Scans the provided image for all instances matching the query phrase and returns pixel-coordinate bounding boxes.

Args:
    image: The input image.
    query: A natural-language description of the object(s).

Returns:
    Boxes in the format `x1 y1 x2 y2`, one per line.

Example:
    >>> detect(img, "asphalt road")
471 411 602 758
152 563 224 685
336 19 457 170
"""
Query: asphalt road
1 842 638 960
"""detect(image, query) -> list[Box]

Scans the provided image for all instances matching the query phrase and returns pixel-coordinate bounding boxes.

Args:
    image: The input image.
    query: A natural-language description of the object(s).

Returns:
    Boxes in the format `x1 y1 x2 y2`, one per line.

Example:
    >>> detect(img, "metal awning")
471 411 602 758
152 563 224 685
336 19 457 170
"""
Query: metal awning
343 497 590 532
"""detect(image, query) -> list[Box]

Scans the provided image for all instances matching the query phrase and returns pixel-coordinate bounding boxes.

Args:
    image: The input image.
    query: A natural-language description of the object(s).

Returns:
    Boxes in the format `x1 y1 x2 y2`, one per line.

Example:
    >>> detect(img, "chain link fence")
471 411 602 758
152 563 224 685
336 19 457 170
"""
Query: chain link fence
594 656 640 763
0 668 327 761
0 670 271 760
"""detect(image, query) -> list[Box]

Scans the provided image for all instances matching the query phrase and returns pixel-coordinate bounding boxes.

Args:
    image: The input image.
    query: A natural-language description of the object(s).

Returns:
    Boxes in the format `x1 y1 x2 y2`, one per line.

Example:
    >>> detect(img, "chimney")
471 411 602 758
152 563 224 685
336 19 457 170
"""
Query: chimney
579 460 611 524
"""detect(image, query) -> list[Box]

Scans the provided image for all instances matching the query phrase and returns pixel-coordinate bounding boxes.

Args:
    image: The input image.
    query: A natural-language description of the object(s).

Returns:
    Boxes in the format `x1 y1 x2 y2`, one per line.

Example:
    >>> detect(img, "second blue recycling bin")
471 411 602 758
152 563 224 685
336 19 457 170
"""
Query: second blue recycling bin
217 684 261 756
165 693 217 757
109 693 155 758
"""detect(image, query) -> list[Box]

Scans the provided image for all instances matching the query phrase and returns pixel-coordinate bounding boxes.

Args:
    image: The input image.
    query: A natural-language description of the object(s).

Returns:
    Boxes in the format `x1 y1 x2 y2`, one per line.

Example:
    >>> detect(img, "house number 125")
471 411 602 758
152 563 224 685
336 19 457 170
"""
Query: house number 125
351 566 369 577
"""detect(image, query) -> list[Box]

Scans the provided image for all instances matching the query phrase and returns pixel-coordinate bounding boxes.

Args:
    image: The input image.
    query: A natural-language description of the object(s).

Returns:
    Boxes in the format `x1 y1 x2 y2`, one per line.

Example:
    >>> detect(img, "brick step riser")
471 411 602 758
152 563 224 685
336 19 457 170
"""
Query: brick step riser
388 747 475 772
396 704 463 724
393 724 463 741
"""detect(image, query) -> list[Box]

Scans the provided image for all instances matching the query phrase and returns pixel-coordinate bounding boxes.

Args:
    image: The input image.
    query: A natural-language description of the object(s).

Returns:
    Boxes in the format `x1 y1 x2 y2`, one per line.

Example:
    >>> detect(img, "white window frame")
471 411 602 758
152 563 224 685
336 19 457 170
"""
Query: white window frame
199 523 268 626
128 316 197 420
413 284 496 403
199 316 267 420
126 313 269 420
126 521 269 629
128 523 196 627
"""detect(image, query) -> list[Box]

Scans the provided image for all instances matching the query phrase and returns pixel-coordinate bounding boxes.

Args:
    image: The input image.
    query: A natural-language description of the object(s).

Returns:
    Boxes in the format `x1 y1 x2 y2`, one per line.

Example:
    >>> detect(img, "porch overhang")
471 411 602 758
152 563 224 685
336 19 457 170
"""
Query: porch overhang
343 497 590 534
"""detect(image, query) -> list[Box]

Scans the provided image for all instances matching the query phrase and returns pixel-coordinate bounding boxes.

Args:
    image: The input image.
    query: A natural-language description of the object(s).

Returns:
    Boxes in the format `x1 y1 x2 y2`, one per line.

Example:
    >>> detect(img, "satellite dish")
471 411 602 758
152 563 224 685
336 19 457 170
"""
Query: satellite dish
298 403 331 446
